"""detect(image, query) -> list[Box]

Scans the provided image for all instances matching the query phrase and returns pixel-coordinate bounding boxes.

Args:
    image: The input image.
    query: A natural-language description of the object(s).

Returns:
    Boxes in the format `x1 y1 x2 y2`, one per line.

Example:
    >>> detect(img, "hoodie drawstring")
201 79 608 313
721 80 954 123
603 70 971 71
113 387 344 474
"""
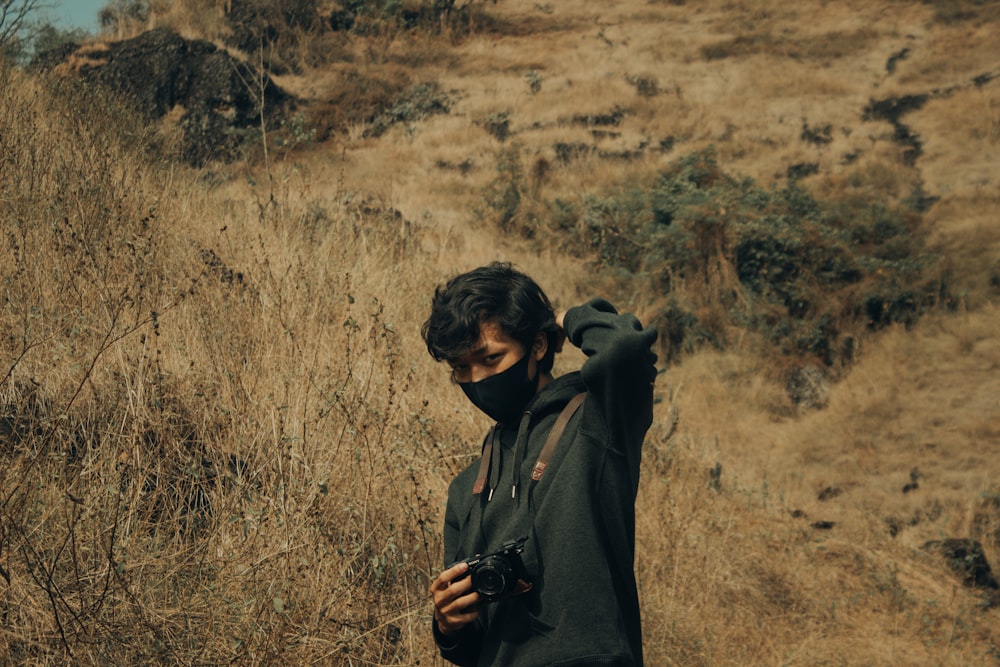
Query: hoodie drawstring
474 387 585 502
510 411 533 500
471 412 534 502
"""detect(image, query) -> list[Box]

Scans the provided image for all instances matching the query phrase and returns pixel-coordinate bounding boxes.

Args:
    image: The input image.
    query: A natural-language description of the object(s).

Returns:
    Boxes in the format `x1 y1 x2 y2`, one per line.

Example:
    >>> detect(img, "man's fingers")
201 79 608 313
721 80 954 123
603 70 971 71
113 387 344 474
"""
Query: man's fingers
435 601 480 636
431 561 470 594
432 563 481 636
439 588 480 616
443 560 471 583
430 562 476 624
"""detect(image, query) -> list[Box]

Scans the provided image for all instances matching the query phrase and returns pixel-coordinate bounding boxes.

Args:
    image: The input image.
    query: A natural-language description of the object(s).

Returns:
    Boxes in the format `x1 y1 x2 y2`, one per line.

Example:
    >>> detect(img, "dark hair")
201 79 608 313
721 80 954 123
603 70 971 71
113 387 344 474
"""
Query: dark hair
421 262 558 373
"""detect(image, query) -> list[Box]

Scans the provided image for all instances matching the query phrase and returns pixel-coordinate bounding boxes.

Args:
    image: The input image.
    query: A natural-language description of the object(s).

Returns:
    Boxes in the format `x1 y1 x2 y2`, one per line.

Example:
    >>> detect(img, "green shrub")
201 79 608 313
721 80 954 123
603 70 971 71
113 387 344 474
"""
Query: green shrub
481 145 525 232
484 111 512 142
364 82 452 138
525 70 542 94
345 0 490 34
501 148 952 366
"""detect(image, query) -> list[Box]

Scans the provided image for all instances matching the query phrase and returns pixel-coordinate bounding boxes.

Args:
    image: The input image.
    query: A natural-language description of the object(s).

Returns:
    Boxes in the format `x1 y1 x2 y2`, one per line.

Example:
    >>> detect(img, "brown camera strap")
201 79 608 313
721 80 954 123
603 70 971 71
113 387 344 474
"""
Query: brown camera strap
473 427 498 496
472 392 587 494
531 392 586 482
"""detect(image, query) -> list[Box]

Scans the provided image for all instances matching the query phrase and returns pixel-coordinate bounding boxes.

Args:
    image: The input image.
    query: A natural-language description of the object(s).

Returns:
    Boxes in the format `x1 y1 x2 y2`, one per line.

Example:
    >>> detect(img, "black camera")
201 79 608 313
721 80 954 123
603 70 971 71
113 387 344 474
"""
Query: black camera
452 538 529 602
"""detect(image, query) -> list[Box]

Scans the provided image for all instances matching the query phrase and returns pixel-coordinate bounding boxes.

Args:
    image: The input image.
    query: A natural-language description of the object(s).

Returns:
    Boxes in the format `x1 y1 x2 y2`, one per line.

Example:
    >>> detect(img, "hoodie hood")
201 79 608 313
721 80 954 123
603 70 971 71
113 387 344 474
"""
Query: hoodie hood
521 371 586 425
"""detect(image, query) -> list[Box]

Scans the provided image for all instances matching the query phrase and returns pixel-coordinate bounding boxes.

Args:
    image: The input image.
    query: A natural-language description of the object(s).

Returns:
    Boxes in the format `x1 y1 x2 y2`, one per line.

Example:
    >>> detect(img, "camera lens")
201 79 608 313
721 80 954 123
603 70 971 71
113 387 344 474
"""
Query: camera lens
471 556 511 599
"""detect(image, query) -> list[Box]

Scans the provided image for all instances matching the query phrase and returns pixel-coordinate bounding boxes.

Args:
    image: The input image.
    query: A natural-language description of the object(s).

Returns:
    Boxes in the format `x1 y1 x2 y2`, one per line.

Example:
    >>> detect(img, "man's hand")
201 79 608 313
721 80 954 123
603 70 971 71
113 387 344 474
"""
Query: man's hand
553 310 568 354
430 561 481 636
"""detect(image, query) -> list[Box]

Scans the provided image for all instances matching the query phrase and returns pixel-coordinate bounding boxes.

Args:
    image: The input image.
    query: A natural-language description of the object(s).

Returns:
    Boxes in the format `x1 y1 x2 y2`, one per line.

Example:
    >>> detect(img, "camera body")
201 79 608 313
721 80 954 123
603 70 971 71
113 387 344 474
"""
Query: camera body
452 539 529 602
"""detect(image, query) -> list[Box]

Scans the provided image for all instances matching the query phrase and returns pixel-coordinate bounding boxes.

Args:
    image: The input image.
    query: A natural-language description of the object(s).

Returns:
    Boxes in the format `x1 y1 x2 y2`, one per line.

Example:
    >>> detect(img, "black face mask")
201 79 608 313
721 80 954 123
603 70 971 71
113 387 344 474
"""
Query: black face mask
459 352 538 424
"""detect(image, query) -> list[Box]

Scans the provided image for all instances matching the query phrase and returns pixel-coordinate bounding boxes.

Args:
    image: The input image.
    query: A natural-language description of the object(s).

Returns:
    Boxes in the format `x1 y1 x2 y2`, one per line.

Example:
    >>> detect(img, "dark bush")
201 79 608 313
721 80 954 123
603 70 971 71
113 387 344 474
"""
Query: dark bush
226 0 319 68
481 145 525 232
484 111 512 142
655 302 713 364
52 28 292 166
555 142 594 164
363 82 452 138
343 0 477 33
501 148 951 366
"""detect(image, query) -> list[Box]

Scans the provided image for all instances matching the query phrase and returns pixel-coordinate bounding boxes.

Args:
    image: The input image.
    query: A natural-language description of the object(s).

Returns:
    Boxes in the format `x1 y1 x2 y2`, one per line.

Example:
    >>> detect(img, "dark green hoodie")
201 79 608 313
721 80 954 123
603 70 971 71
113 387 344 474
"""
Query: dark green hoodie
434 298 658 666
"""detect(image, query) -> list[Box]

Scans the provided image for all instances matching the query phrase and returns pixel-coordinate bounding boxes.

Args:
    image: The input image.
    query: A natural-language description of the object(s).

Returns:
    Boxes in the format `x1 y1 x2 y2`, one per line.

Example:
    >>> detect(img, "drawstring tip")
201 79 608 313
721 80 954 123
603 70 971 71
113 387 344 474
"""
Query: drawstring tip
511 485 517 499
487 488 494 502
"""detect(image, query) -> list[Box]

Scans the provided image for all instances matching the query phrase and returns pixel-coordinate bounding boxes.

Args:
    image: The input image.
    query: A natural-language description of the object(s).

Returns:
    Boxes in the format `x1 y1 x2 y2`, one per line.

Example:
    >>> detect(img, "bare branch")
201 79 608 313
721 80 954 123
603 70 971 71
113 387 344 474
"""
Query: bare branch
0 0 47 48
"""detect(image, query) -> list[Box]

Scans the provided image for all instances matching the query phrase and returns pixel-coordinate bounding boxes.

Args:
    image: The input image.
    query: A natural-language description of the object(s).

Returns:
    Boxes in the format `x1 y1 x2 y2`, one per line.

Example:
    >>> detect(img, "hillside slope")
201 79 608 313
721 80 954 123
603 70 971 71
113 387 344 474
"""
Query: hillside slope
3 0 998 664
281 4 1000 659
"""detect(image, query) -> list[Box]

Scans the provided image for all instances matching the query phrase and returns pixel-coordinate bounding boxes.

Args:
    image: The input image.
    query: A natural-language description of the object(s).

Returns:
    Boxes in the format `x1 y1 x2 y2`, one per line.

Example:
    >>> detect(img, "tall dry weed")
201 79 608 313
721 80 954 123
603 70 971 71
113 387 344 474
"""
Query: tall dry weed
0 64 458 663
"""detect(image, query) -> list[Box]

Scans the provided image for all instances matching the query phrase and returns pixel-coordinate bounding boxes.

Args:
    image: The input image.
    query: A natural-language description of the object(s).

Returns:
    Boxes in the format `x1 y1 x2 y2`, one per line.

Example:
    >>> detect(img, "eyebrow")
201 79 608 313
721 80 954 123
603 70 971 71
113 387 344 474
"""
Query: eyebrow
450 343 490 365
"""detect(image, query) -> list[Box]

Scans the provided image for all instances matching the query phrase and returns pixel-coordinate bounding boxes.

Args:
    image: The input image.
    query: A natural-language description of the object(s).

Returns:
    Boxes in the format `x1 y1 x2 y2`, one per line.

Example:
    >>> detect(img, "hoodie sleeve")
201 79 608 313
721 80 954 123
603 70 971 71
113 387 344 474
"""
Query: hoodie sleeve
562 298 658 462
433 617 483 667
435 478 484 666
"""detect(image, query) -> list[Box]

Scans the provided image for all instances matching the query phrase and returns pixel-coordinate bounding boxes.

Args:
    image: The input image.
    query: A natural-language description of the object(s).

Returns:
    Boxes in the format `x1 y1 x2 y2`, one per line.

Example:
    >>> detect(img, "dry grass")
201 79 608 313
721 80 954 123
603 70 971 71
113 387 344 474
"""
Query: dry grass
0 65 452 663
2 0 999 663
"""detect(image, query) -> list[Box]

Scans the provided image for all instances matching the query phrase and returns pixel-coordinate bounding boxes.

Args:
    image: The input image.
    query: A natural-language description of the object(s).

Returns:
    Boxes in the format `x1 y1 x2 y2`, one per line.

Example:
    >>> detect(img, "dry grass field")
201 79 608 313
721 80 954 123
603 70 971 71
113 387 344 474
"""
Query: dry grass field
1 0 999 664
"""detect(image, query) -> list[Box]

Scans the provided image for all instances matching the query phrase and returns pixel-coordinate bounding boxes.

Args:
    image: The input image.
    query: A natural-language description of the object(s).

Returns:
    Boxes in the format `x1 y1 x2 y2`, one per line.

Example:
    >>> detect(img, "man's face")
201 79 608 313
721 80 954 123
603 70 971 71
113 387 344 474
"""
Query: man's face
449 320 544 384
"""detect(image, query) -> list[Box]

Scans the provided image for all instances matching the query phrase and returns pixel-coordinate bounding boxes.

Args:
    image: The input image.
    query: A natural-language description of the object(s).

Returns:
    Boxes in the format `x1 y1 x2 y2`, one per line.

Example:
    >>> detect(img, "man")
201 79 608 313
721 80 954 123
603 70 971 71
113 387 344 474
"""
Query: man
421 262 658 666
